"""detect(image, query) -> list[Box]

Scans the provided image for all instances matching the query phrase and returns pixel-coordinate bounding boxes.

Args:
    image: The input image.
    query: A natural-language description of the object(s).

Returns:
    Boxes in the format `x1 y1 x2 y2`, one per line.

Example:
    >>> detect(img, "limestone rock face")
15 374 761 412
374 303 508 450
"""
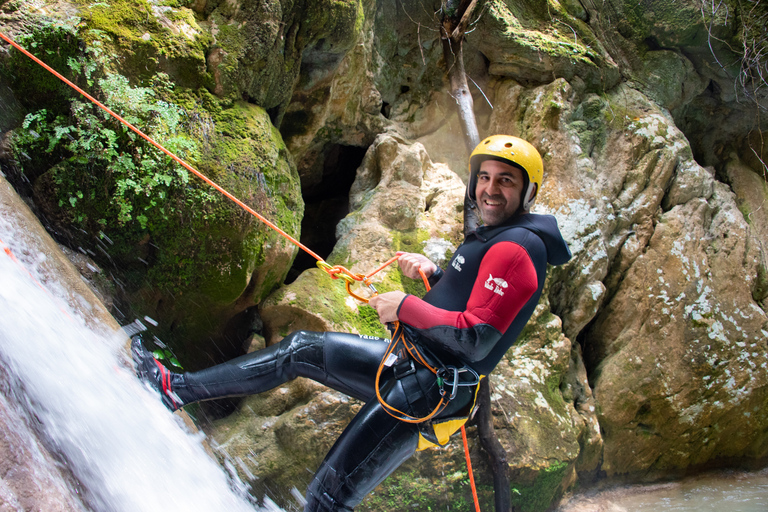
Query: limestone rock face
590 187 768 477
444 72 767 492
489 303 599 507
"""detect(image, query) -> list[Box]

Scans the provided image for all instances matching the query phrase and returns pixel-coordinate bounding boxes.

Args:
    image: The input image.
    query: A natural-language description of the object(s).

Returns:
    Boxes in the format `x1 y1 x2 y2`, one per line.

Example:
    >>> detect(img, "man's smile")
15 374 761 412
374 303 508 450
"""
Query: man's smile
481 195 505 207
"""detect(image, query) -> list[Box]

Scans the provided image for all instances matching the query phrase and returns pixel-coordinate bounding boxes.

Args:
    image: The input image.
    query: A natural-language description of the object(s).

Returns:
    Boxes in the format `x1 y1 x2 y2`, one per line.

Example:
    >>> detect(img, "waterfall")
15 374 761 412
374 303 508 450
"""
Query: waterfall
0 215 279 511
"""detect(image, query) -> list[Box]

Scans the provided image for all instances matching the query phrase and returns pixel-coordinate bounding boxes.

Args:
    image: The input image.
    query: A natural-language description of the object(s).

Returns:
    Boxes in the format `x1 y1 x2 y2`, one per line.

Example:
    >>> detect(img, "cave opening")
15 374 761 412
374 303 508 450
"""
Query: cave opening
285 144 367 284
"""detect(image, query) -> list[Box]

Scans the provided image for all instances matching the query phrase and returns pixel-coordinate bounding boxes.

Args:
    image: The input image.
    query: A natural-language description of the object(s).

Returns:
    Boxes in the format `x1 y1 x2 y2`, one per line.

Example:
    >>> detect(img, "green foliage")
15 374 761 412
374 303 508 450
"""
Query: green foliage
14 70 201 231
6 28 266 302
4 23 81 111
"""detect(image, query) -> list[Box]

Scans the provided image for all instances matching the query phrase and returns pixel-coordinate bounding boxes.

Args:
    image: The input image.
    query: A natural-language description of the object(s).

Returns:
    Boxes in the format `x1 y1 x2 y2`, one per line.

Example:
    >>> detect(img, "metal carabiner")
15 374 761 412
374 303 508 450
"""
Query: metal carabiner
437 366 461 400
456 366 481 387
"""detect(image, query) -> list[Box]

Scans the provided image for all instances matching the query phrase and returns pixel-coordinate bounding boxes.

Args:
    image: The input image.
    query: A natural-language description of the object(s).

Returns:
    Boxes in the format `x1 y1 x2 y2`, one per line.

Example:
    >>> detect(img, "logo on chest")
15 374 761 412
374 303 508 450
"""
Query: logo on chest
484 274 508 296
452 254 465 272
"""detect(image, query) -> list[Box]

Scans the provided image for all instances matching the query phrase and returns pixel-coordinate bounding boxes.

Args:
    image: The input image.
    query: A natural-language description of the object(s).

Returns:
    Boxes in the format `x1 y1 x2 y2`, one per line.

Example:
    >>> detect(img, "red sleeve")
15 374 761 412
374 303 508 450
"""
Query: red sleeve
398 241 538 335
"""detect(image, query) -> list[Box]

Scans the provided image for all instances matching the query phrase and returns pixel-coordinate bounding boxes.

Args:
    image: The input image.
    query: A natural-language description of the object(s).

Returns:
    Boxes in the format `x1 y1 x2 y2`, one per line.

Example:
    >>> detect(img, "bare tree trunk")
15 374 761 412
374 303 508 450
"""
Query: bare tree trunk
441 33 480 153
440 2 481 235
439 2 511 510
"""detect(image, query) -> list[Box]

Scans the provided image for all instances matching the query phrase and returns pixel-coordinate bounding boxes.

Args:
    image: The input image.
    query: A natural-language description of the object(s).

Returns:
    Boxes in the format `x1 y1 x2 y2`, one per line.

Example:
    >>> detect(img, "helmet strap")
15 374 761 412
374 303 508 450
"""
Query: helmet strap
522 182 537 211
515 174 535 214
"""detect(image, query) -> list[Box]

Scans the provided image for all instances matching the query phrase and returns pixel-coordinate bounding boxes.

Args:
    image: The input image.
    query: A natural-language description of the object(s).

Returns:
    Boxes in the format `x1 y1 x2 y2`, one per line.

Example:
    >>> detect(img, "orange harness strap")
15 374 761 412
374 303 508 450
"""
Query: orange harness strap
374 269 481 511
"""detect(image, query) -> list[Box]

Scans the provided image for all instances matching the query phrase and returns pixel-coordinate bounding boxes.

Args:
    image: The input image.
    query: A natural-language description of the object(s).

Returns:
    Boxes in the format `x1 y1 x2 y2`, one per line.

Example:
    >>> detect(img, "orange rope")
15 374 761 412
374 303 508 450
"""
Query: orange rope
462 424 482 512
420 267 481 512
0 29 407 295
0 30 322 259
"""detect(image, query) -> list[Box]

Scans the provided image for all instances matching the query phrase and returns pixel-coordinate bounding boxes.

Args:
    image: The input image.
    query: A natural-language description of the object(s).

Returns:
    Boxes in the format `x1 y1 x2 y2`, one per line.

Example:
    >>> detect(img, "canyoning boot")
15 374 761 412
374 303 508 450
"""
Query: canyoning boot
131 335 187 412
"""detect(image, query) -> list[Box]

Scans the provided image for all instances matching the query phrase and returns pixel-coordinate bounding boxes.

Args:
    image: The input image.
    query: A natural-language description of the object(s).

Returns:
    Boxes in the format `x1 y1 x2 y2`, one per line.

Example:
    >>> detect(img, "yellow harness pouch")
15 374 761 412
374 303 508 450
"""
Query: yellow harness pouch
416 376 484 451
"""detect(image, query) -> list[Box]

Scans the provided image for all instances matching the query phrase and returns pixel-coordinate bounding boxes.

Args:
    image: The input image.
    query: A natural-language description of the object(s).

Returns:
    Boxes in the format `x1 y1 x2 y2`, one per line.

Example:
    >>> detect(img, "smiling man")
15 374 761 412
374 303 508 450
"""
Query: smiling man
369 135 571 377
132 135 571 511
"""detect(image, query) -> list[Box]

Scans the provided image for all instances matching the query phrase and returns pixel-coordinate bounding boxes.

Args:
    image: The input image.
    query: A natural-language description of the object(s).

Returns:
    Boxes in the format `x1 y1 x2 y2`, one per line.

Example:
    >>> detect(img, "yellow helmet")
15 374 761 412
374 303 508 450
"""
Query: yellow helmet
468 135 543 211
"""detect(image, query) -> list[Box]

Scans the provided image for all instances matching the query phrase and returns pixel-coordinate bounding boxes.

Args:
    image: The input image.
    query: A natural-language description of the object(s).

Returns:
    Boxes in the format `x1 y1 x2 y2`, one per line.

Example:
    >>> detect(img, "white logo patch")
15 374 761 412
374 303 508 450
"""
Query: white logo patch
452 254 465 272
484 274 508 296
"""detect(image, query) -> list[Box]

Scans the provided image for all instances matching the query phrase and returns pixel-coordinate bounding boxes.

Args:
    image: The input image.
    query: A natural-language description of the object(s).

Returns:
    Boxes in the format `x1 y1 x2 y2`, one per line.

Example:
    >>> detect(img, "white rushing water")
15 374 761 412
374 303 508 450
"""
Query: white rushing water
0 219 278 511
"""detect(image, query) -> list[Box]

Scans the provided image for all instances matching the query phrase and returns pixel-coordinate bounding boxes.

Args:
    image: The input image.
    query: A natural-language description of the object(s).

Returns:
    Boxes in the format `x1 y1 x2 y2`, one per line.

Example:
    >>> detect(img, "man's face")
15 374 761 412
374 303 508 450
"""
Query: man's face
475 160 526 226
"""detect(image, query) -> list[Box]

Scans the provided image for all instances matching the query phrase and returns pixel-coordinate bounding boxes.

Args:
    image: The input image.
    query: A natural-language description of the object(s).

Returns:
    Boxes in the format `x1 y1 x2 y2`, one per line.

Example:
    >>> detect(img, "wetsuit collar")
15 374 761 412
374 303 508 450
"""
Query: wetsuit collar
467 213 527 242
467 213 572 266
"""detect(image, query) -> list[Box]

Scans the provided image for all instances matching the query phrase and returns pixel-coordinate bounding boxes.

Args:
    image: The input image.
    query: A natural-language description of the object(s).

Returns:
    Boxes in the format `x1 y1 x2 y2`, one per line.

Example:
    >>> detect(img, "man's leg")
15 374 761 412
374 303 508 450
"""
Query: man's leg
303 394 420 511
131 331 388 410
302 362 447 511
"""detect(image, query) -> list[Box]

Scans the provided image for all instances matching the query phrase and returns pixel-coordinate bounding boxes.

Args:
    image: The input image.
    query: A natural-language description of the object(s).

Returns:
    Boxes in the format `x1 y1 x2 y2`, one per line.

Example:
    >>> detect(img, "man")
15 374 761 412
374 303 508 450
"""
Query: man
132 135 571 511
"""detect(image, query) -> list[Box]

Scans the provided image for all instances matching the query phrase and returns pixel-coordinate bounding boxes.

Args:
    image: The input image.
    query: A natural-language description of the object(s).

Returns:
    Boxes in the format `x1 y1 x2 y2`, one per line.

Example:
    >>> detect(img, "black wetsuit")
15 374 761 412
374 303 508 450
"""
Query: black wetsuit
135 213 570 511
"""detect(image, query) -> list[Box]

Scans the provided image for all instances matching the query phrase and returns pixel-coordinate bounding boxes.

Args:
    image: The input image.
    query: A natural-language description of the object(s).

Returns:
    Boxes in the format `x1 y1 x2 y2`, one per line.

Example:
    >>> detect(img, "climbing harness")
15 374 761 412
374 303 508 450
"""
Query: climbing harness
374 320 481 427
372 269 483 510
0 30 482 511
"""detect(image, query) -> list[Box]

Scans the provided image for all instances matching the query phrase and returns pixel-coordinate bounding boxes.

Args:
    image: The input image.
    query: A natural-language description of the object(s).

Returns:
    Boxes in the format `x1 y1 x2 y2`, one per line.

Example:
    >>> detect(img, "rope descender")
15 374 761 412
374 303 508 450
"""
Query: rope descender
315 253 400 303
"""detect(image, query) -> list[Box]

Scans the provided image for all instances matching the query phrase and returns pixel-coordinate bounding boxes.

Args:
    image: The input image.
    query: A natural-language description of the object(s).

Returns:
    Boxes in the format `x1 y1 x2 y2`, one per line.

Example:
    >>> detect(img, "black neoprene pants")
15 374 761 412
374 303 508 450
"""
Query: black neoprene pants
171 330 472 512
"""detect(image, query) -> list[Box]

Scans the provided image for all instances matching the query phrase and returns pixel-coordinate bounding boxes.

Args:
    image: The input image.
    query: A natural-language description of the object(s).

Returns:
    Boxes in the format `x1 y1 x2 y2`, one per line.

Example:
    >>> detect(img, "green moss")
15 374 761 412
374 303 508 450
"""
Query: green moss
361 468 483 512
72 0 211 86
268 268 390 338
737 200 752 224
510 461 569 512
78 0 209 53
390 228 432 254
487 0 600 67
620 0 706 47
570 95 611 156
4 24 81 112
356 304 388 337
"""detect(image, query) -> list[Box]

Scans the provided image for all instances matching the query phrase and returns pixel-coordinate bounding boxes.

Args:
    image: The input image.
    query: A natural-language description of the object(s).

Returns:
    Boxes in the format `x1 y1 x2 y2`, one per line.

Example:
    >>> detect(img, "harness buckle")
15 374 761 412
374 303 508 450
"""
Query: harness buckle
394 358 416 379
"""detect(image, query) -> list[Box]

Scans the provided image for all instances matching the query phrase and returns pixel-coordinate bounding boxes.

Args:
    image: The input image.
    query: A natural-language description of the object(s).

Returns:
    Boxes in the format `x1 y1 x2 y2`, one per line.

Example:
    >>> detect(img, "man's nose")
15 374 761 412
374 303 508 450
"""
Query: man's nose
486 177 502 194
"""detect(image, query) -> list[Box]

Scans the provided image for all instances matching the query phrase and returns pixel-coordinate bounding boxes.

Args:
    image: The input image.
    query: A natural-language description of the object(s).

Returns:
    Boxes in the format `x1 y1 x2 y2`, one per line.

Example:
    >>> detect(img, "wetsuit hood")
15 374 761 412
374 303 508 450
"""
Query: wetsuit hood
471 213 571 266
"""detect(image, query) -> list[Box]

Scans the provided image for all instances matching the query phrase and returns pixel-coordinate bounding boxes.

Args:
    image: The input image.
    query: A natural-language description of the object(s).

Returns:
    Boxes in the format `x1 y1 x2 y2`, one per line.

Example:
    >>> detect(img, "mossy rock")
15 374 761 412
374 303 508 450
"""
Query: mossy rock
75 0 213 88
510 461 571 512
260 268 389 343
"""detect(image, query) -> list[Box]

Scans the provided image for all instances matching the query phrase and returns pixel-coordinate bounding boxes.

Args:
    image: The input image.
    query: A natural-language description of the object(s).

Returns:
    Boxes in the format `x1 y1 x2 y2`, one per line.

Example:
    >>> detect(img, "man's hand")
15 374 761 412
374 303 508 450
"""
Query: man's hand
368 291 407 324
397 252 437 280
